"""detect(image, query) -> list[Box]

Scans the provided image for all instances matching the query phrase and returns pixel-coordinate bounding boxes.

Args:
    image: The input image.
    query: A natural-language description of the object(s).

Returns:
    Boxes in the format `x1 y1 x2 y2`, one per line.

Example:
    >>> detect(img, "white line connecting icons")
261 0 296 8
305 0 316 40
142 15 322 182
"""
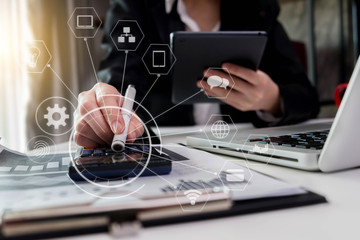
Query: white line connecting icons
22 8 255 209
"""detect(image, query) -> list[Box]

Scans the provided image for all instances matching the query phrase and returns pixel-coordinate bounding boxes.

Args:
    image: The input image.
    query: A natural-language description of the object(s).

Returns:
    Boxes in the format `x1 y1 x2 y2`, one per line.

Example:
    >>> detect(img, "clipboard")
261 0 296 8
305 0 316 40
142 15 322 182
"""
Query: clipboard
143 190 326 228
0 143 327 239
0 189 326 240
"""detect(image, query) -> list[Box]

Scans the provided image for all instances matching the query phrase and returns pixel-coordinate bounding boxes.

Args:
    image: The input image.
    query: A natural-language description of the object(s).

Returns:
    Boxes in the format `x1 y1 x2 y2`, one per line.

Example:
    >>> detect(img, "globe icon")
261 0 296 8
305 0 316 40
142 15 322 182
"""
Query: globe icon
211 120 230 139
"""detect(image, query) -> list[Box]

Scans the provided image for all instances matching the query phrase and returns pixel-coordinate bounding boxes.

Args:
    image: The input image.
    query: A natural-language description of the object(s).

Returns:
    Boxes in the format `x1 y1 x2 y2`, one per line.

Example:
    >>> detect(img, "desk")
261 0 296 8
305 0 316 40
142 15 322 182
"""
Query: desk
54 122 360 240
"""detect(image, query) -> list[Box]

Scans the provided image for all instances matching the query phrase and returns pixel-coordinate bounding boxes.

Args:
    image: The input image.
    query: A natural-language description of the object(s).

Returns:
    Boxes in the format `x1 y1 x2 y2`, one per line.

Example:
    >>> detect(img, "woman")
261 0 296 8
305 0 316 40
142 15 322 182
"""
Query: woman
74 0 319 148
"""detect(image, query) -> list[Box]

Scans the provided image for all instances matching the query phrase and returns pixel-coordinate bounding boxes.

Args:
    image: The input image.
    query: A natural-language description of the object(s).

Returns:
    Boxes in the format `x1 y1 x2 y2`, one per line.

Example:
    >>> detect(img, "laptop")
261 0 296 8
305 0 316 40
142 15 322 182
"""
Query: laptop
187 58 360 172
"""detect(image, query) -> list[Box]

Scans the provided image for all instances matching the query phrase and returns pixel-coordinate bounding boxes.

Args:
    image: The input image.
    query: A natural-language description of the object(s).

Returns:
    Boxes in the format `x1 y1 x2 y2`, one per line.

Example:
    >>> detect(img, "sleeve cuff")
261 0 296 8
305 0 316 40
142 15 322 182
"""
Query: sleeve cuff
255 99 285 126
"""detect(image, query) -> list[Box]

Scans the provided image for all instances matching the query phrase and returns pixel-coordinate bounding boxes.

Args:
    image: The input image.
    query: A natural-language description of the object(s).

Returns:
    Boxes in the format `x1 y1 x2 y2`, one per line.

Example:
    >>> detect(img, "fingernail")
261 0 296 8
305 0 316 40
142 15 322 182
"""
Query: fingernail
128 132 137 142
223 63 230 68
131 132 137 140
112 121 124 134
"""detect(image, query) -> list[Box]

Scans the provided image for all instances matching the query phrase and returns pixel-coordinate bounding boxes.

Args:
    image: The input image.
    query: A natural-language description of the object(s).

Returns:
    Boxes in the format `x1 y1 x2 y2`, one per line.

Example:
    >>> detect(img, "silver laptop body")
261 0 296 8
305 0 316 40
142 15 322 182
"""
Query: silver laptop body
187 58 360 172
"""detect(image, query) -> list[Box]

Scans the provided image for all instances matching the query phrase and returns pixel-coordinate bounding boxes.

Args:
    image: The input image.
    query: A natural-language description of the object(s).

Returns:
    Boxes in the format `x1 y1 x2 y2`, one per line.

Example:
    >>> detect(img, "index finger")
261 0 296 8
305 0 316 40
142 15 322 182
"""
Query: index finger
222 63 258 85
94 83 125 134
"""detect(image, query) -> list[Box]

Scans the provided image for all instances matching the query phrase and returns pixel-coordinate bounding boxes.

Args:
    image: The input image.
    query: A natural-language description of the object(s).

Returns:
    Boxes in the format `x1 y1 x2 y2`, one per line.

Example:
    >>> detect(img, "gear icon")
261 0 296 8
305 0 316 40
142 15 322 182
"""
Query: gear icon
44 104 70 129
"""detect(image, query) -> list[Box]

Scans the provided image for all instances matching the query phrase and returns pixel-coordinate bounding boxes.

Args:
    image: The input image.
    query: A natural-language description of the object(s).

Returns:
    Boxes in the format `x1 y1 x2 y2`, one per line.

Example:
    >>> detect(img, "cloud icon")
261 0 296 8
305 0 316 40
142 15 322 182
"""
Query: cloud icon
207 75 229 90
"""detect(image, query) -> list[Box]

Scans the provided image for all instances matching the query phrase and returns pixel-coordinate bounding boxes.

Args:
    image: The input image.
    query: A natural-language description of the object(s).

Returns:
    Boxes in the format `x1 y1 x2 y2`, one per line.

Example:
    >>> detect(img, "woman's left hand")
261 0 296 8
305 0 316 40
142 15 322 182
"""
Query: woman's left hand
197 63 282 116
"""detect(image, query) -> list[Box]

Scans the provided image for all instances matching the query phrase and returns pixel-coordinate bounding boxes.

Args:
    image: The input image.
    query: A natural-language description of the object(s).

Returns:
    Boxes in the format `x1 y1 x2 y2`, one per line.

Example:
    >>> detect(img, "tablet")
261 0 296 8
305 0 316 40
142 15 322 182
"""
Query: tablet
170 31 267 104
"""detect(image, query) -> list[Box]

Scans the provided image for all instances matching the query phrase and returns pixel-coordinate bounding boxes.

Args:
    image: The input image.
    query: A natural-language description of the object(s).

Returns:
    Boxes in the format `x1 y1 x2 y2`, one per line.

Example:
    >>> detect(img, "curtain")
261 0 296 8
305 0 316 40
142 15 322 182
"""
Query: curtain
0 0 31 151
25 0 104 152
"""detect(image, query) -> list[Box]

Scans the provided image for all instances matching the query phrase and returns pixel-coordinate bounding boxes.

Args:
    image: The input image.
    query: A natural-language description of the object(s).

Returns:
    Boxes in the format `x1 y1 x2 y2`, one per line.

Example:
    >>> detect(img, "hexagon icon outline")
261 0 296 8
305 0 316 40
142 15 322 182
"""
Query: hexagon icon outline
175 181 210 212
24 40 52 74
203 114 238 146
200 67 235 99
67 7 102 39
110 20 144 52
219 160 253 192
142 44 177 76
240 134 276 165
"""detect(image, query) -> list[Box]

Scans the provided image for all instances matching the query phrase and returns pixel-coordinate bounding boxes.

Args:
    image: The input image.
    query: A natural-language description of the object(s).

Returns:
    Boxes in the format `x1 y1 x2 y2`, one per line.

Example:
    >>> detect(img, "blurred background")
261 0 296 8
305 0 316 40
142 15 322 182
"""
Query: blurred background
0 0 358 152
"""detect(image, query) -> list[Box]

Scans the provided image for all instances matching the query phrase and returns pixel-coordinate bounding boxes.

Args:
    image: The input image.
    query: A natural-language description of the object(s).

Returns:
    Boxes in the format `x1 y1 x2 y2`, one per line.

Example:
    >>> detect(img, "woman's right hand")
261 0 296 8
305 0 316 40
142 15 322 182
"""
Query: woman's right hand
74 83 144 148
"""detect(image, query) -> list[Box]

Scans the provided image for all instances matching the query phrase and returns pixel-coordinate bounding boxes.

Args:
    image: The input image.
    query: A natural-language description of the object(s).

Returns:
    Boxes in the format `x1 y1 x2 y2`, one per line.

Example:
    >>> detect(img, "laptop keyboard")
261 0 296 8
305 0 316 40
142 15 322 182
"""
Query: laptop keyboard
248 130 330 150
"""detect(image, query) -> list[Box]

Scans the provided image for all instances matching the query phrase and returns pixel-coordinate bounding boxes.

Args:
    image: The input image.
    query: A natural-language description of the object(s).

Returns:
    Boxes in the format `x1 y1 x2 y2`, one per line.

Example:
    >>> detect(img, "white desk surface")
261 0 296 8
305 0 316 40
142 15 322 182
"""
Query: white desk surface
53 121 360 240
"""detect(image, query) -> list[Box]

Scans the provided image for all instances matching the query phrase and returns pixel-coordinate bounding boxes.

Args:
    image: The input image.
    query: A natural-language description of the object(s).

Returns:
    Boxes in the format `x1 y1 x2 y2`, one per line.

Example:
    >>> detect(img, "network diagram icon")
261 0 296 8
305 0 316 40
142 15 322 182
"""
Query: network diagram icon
110 20 144 51
118 27 136 43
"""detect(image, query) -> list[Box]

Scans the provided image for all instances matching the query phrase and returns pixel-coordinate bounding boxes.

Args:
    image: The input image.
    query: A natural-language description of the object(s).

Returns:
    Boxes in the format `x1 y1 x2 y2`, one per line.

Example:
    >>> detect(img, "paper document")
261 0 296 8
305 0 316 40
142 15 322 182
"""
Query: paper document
0 143 305 223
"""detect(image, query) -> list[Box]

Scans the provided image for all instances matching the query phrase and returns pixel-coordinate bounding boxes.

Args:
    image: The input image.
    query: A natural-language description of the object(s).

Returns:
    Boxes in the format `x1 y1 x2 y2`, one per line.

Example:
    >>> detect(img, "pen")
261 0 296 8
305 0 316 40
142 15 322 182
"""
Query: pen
111 85 136 152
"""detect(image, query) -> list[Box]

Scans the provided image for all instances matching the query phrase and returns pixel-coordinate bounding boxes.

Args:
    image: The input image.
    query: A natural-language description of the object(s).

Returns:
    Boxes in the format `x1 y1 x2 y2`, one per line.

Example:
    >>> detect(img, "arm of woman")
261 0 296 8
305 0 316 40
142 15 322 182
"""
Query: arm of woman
198 0 319 127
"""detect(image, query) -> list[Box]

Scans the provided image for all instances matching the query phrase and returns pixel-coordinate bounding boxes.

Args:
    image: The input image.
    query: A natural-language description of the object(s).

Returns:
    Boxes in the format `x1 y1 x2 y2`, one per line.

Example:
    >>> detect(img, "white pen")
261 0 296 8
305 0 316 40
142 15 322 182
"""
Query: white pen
111 85 136 152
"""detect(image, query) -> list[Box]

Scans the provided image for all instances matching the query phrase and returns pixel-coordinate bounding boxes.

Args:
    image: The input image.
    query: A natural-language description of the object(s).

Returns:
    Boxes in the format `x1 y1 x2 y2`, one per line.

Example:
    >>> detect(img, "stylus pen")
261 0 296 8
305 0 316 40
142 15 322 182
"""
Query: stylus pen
111 85 136 152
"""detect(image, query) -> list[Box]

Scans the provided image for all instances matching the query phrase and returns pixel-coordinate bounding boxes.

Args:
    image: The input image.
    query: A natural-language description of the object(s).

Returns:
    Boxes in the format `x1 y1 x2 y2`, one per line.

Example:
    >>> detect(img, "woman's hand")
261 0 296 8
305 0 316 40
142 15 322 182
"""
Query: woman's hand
74 83 144 148
197 63 282 116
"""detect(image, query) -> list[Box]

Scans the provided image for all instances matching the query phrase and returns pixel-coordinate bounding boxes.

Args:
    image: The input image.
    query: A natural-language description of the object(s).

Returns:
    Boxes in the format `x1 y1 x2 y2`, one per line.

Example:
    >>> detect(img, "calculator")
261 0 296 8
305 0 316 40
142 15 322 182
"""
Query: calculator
68 144 172 182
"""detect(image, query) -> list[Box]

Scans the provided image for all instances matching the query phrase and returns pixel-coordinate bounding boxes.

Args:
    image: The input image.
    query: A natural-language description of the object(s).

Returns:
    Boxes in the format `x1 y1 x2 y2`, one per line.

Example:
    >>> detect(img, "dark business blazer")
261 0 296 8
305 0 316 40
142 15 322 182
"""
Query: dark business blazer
98 0 320 127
